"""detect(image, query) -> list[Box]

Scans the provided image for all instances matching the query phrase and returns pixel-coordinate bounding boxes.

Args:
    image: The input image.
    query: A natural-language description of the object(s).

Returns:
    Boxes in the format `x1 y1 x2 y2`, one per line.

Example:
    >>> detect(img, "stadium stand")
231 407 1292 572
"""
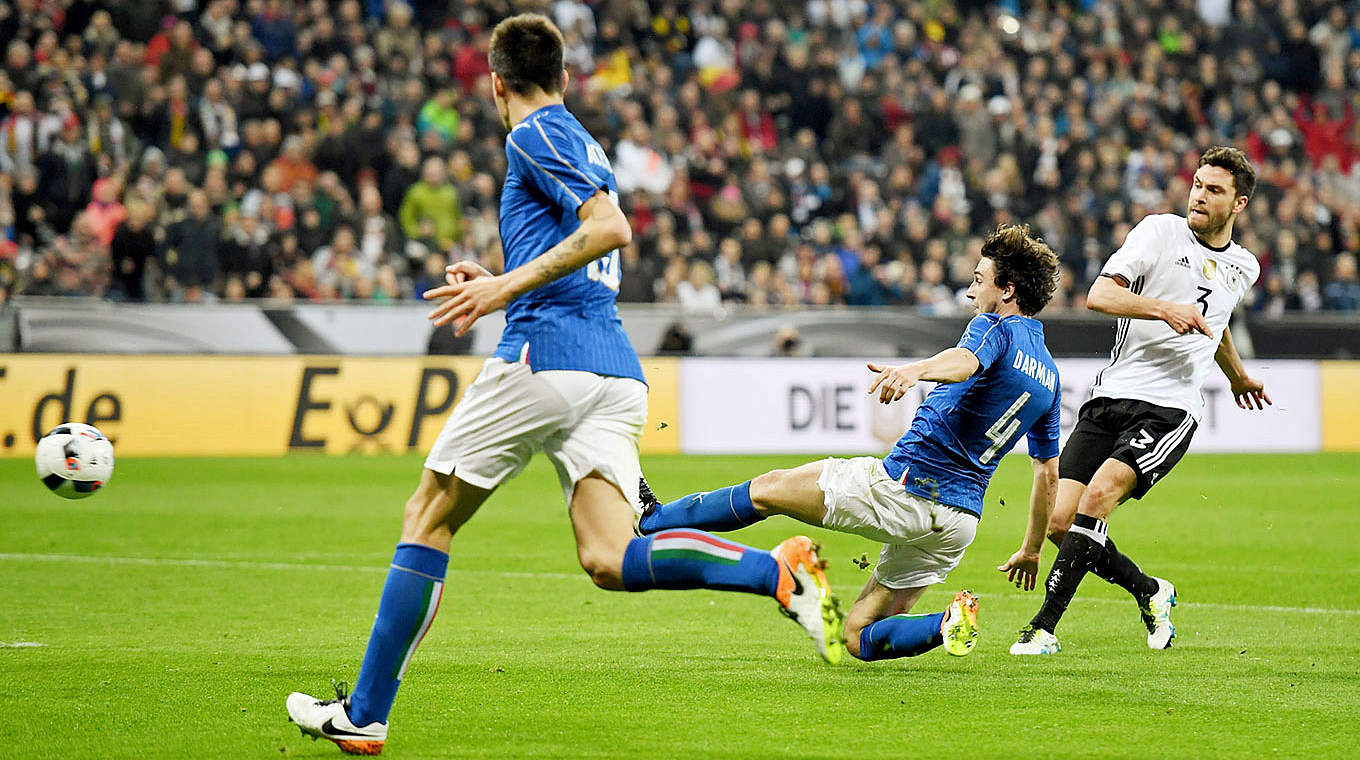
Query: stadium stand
0 0 1356 315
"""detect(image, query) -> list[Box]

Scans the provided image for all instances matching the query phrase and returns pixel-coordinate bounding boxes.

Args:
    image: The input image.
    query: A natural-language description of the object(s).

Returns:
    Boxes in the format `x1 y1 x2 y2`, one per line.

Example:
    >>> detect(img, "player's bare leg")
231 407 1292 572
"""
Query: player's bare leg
402 469 495 550
287 470 494 753
568 473 637 590
589 470 845 662
636 460 829 536
843 578 977 660
748 461 830 526
1045 478 1086 546
1074 458 1136 520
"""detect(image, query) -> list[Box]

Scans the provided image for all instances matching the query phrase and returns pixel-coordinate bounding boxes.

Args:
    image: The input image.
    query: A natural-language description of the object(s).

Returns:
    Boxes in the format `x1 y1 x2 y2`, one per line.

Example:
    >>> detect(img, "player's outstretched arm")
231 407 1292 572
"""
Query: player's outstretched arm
866 347 980 404
998 456 1058 591
1087 275 1210 336
424 190 631 335
1215 325 1272 410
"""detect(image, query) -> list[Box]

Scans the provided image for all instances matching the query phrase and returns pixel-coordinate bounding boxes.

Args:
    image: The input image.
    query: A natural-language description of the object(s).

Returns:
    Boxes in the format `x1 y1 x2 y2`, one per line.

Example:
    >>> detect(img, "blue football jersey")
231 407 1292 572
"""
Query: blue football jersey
882 314 1062 516
492 104 644 383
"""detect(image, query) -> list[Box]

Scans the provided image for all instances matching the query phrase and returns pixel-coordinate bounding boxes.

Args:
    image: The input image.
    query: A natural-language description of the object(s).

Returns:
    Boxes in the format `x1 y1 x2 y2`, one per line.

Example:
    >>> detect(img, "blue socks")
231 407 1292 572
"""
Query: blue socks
620 529 779 597
348 543 448 726
638 481 763 534
856 613 945 660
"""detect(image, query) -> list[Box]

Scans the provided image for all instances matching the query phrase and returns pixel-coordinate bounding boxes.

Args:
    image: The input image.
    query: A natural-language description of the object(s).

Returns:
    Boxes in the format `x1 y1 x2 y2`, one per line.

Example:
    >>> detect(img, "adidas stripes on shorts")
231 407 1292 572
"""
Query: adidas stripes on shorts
1058 397 1198 499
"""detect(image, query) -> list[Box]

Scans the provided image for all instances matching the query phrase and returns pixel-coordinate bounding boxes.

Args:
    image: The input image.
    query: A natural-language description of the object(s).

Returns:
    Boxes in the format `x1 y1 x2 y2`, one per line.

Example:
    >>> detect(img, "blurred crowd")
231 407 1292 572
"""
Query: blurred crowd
1 0 1359 315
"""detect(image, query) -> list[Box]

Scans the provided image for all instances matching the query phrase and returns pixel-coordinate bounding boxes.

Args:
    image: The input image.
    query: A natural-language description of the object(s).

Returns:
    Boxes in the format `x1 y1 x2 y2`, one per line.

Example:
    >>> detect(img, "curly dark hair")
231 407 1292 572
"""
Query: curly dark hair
1198 145 1256 201
489 14 565 96
980 224 1060 316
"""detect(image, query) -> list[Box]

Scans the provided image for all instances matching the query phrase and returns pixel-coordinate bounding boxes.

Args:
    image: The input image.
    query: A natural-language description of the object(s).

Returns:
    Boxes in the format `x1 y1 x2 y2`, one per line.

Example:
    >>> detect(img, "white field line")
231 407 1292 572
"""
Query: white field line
1 552 1358 618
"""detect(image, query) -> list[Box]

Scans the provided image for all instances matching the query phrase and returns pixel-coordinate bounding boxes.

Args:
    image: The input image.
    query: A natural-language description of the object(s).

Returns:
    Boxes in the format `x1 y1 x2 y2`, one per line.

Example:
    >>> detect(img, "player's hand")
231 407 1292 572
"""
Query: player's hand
867 362 922 405
998 549 1041 591
444 260 492 286
1230 375 1272 410
1160 302 1211 336
423 274 512 336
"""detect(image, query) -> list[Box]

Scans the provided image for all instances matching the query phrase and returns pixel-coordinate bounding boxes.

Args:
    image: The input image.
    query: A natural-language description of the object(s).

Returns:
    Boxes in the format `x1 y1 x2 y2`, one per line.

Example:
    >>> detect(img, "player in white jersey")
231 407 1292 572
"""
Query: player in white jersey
1012 147 1272 655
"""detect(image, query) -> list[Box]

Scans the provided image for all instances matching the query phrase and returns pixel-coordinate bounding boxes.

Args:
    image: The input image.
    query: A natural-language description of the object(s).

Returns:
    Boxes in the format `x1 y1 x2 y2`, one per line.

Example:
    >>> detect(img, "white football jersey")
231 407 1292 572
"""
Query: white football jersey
1090 213 1260 420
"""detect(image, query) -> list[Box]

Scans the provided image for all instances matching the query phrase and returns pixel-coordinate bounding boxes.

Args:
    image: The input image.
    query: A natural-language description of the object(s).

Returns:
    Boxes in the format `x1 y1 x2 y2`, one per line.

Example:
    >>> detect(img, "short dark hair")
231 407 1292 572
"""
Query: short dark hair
489 14 564 96
1198 146 1256 200
980 224 1060 316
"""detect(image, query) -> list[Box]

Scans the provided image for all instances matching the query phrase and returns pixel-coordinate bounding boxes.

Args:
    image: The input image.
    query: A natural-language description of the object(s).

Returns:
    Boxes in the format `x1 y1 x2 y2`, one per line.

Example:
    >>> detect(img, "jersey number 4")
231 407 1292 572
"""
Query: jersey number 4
586 249 621 290
980 392 1031 464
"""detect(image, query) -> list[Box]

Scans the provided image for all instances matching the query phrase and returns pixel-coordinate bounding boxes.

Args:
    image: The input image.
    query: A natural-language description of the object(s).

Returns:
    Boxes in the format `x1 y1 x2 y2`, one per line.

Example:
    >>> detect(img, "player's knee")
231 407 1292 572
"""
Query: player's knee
748 469 790 516
577 549 624 590
842 619 865 659
1079 481 1122 515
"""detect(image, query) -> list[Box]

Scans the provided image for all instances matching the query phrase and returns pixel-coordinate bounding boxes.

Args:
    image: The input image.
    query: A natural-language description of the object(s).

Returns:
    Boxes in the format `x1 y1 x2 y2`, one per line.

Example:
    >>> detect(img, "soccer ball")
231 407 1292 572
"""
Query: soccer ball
35 423 115 499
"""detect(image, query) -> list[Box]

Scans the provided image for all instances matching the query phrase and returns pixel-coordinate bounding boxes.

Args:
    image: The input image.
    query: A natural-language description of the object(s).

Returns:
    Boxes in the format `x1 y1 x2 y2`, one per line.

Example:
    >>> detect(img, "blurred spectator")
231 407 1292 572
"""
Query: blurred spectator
676 260 721 311
163 190 221 296
399 157 462 253
656 320 694 355
1324 253 1360 311
109 199 156 301
84 178 127 247
772 324 807 357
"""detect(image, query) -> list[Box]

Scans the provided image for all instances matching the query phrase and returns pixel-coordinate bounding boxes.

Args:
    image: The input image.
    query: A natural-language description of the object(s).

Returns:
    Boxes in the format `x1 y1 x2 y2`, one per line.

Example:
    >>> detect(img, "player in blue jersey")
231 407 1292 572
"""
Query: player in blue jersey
638 225 1064 663
286 15 840 755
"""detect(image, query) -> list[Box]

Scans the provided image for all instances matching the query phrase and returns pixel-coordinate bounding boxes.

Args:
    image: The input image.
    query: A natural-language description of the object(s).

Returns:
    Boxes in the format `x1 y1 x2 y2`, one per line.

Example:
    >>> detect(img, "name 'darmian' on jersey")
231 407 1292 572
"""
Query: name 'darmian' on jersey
1013 349 1057 391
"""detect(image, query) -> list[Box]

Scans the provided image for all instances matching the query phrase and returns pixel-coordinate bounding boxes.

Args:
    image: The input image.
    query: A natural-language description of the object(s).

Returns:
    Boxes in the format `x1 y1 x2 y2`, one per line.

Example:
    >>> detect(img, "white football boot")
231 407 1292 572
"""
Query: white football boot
1140 577 1177 650
287 683 387 755
1009 625 1061 655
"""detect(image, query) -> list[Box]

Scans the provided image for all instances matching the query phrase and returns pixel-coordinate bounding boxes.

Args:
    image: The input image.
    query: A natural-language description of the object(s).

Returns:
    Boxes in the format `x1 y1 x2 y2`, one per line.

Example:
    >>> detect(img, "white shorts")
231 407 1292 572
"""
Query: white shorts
817 456 978 589
424 358 648 510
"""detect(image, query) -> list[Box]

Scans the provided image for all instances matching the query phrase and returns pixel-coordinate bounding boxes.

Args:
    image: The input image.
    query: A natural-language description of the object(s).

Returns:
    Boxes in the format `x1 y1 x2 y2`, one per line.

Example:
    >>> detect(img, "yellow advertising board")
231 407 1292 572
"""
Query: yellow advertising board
0 356 681 458
1321 361 1360 452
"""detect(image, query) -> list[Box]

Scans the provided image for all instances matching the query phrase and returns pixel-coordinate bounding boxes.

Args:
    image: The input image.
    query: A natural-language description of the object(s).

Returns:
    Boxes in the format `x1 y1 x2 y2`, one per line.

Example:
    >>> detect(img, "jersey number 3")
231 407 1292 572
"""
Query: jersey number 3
980 392 1031 464
1195 286 1212 316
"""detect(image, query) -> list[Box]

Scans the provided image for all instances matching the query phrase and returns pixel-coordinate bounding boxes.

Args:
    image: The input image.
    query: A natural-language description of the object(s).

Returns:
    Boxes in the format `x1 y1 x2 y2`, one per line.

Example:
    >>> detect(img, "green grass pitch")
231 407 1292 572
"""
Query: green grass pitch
2 452 1359 759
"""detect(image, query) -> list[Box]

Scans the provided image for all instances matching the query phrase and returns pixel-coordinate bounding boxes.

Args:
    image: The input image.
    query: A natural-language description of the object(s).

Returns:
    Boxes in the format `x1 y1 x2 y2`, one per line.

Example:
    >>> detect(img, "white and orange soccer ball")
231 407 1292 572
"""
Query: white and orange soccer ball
35 423 115 499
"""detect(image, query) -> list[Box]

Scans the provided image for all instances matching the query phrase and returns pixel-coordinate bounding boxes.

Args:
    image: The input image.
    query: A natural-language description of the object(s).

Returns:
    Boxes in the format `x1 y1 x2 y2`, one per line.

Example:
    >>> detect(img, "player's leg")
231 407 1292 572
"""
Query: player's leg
551 373 845 662
637 460 828 534
287 470 493 753
1047 400 1164 612
569 471 846 663
289 358 563 751
845 501 980 661
843 579 933 659
1018 457 1137 648
345 471 492 724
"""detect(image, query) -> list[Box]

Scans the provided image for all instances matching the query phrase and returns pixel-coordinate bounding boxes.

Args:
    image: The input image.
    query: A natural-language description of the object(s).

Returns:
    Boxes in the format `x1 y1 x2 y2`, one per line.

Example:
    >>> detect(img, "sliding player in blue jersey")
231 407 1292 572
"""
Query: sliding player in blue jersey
286 15 839 755
639 225 1064 663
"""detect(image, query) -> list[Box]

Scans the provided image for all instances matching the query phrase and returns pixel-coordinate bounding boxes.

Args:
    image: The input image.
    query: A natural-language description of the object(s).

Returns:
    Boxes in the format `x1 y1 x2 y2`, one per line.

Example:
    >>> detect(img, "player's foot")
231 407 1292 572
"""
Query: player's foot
287 683 387 755
940 590 979 656
1009 625 1060 655
634 475 660 536
1139 576 1177 649
771 536 846 665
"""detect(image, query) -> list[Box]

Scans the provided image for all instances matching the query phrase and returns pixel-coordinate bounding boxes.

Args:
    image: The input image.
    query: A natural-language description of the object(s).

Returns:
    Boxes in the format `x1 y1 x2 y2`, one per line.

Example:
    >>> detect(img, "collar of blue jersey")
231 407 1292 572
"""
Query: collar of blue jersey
517 103 569 126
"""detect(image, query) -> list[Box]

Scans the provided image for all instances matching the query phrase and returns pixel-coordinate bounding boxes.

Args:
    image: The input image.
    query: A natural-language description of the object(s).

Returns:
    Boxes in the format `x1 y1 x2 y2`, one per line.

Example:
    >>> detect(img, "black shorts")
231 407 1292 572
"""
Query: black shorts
1058 397 1198 499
